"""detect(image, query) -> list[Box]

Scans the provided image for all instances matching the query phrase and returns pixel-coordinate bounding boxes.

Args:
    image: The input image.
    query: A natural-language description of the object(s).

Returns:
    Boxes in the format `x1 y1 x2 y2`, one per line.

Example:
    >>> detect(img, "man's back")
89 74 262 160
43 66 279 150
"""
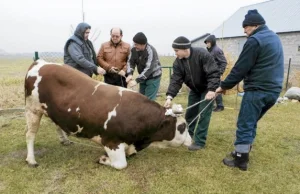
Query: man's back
244 25 284 92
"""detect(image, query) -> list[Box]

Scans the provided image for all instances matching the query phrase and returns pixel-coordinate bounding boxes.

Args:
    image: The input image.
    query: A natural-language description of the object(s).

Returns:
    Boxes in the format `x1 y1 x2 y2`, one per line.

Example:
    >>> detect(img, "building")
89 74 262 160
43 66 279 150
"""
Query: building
191 0 300 69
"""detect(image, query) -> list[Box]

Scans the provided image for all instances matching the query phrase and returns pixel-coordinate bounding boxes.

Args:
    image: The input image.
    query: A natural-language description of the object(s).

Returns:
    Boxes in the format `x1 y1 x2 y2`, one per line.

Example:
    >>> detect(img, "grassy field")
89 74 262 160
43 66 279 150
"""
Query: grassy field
0 58 300 193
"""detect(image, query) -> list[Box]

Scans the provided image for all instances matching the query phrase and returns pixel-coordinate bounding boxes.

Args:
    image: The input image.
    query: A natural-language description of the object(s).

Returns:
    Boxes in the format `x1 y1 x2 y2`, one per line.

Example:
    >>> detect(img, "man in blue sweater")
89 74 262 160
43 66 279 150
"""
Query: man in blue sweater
216 10 284 171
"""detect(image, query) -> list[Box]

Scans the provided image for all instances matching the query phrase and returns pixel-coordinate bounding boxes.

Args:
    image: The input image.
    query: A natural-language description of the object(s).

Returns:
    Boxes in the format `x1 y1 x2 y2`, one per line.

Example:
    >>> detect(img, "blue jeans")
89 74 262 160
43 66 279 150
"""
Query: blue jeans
234 90 280 153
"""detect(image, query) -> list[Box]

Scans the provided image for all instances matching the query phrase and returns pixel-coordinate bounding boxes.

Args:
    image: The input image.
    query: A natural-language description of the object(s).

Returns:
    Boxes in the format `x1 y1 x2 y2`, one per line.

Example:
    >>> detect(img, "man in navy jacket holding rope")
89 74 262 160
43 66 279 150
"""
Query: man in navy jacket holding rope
216 10 284 171
164 36 220 151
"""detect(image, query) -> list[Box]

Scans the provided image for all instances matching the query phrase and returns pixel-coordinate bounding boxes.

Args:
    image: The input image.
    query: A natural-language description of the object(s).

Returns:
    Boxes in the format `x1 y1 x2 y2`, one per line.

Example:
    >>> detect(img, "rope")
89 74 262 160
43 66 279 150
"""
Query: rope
188 95 217 127
184 99 206 111
68 137 102 149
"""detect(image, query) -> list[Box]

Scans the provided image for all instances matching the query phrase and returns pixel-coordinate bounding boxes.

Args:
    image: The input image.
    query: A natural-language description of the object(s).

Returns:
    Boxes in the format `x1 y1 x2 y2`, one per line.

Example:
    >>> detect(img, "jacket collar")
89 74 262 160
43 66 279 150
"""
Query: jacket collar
251 24 268 36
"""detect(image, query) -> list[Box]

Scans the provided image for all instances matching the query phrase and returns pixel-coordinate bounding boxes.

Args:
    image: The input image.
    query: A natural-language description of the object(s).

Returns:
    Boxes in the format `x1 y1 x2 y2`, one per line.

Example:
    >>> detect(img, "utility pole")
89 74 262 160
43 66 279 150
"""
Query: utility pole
82 0 85 22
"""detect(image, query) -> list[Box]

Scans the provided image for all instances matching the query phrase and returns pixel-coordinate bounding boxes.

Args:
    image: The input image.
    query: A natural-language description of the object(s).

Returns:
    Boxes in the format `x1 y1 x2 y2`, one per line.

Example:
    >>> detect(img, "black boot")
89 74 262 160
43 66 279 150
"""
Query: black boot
223 152 249 171
230 145 252 158
213 106 224 112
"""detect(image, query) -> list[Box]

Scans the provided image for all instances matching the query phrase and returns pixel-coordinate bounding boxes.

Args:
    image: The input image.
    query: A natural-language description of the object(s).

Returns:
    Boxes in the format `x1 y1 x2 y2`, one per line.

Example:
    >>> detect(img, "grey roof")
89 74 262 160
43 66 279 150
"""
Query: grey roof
191 33 210 43
210 0 300 38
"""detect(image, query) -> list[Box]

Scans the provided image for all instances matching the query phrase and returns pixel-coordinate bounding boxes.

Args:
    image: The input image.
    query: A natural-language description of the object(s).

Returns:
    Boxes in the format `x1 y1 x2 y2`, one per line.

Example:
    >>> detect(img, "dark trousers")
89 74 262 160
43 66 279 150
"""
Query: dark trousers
234 90 279 153
139 77 161 100
215 94 224 108
185 90 213 146
104 73 127 88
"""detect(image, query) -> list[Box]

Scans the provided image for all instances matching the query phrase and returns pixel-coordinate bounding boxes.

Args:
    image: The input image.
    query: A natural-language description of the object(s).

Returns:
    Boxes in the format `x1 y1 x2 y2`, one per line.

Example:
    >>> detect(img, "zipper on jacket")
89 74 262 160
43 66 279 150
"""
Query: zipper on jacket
187 60 201 93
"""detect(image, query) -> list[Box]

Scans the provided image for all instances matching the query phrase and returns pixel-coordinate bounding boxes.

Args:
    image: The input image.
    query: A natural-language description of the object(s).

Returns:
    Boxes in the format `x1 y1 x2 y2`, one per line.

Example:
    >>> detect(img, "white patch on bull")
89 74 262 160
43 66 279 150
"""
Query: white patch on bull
26 60 63 106
118 87 137 96
92 82 107 95
68 108 71 112
104 104 119 130
91 135 102 145
70 125 84 135
150 116 191 148
41 103 48 116
100 143 127 170
76 107 81 117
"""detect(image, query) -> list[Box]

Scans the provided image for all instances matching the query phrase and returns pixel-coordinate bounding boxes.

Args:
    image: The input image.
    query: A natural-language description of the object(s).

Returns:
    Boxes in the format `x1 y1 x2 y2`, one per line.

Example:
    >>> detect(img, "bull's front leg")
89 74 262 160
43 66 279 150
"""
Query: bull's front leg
98 143 127 170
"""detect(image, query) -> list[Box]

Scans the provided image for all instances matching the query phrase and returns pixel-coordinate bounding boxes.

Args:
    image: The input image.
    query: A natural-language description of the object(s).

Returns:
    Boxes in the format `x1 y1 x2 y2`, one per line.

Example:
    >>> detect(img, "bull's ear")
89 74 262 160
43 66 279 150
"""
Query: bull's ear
172 104 183 114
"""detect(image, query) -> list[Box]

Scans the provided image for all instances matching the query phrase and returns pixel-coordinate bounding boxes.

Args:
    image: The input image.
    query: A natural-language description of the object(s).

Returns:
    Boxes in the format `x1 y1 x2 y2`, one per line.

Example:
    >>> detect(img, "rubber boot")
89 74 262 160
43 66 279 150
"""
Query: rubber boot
230 145 252 159
223 152 249 171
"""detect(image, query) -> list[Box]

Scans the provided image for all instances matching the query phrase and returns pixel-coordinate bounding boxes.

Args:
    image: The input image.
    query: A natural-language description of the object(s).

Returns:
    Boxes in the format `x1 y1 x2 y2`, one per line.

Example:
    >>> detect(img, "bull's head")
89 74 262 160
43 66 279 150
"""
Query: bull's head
151 104 192 148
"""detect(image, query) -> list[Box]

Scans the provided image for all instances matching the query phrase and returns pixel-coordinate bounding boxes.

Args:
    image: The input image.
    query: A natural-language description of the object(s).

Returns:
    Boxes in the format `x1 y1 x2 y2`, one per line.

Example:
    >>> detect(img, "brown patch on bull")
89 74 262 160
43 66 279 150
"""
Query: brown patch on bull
177 123 186 134
24 61 38 98
25 76 37 97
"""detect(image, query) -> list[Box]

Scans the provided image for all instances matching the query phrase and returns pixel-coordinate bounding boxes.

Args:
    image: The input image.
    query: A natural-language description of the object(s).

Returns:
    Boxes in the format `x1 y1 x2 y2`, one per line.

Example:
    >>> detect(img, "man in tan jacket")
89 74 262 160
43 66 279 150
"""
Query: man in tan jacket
97 28 130 87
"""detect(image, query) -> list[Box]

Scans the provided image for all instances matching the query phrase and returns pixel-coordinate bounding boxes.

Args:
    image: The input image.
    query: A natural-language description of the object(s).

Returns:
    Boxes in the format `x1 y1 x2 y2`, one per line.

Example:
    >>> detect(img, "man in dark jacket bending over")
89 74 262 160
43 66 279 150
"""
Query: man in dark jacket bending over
164 36 220 151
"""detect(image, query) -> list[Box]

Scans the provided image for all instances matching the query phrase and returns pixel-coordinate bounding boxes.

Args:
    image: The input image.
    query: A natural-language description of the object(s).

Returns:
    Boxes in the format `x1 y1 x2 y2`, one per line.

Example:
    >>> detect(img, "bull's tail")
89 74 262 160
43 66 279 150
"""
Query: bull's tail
24 61 39 105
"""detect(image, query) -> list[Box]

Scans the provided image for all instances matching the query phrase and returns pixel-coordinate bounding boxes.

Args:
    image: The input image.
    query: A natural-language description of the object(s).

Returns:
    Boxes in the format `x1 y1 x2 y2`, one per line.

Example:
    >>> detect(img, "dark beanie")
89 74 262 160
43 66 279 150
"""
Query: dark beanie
242 9 265 28
133 32 147 44
172 36 191 49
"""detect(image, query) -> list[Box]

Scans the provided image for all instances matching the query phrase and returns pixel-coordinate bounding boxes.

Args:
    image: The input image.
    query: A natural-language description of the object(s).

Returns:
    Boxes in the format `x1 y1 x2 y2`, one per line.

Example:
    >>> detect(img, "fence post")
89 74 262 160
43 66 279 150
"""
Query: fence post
285 58 291 90
34 51 39 61
169 67 172 84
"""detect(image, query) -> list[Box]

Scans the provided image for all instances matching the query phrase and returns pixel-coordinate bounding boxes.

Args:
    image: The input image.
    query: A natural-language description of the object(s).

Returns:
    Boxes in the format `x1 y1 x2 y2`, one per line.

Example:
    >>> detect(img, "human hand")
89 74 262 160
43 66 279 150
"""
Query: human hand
118 70 126 77
164 99 172 108
126 75 133 83
97 67 106 75
127 80 137 88
109 67 119 74
216 87 226 94
205 91 215 100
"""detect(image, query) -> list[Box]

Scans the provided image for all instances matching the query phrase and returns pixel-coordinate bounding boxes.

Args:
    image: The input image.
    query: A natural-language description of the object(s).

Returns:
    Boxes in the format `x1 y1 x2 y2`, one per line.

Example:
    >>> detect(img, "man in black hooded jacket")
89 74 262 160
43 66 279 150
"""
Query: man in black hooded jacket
204 35 227 112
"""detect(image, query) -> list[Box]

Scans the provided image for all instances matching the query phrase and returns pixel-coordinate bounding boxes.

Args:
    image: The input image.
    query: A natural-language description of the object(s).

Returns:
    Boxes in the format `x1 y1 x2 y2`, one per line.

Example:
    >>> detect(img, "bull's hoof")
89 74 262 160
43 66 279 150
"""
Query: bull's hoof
26 161 39 168
60 140 74 146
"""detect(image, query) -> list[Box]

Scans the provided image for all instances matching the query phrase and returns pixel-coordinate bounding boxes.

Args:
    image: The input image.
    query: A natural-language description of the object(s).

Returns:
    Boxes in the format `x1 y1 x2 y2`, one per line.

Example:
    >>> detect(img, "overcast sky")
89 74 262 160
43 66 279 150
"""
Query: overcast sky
0 0 267 54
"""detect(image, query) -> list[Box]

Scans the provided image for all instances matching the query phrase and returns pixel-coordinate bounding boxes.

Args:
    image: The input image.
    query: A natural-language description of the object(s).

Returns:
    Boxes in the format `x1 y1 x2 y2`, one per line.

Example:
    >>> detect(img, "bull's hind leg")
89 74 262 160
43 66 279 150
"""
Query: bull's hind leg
25 109 42 167
99 143 127 170
56 126 73 145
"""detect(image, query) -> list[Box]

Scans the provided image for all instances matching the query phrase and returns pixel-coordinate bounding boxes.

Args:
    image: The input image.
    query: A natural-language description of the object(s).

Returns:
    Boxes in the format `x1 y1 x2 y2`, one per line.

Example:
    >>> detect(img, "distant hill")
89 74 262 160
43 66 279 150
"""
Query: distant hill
0 51 63 59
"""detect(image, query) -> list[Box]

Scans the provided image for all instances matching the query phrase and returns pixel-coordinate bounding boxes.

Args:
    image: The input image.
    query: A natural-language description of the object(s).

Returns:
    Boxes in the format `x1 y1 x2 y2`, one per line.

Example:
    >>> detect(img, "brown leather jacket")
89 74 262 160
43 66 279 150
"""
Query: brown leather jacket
97 41 130 71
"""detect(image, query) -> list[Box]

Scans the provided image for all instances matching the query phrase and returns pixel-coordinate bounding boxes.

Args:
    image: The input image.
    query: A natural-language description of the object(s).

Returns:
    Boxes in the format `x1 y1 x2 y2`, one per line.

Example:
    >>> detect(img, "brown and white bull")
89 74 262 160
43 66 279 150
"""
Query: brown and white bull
24 60 191 170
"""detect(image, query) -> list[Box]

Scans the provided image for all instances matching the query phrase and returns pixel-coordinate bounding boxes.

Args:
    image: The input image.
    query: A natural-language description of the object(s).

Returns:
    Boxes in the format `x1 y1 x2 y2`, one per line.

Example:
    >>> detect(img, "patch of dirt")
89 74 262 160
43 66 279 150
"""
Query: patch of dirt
0 148 48 166
42 170 66 194
0 181 6 192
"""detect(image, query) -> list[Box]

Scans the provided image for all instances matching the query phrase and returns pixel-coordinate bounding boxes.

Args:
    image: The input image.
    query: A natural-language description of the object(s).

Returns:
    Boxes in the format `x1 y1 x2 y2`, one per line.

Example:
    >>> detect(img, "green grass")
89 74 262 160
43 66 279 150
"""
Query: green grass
1 58 300 193
0 95 300 193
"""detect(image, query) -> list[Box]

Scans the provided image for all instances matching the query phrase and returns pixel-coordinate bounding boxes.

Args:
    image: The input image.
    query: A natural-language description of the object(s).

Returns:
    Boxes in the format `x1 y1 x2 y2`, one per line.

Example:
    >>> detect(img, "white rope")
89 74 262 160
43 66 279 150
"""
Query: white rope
184 99 206 111
188 96 217 127
68 137 102 149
